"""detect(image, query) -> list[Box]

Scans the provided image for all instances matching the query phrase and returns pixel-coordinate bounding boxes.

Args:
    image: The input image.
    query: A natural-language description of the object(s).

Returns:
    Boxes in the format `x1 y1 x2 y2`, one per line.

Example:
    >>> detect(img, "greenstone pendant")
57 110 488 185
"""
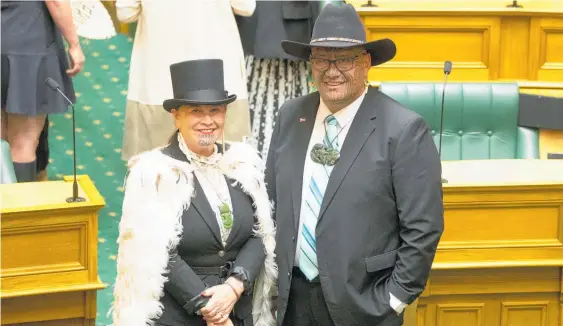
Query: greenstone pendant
310 143 340 166
219 203 233 230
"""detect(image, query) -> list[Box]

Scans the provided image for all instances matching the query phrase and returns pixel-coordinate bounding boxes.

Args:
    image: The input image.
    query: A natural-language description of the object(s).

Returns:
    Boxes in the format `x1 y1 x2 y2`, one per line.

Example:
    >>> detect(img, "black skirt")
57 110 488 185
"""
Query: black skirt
1 1 75 115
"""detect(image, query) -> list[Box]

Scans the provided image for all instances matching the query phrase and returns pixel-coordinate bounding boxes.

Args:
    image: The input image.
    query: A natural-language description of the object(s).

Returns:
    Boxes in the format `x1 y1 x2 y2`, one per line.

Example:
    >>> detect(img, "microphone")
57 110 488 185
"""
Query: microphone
438 61 452 184
45 77 85 203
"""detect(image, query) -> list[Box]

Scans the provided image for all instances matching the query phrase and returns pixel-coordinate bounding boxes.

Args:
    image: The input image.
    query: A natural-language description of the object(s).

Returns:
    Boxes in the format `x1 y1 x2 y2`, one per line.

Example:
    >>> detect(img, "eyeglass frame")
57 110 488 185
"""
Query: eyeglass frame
309 52 367 72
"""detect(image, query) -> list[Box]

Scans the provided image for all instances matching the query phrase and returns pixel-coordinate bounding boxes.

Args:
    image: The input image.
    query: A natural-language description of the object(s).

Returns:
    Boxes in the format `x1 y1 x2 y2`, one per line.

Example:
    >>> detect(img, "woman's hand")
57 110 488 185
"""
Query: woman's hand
66 44 85 77
199 284 237 323
200 278 243 324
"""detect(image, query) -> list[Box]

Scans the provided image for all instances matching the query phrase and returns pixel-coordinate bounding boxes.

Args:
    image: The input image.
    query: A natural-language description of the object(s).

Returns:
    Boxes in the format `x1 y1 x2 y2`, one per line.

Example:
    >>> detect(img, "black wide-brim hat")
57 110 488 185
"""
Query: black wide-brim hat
281 3 396 67
163 59 236 112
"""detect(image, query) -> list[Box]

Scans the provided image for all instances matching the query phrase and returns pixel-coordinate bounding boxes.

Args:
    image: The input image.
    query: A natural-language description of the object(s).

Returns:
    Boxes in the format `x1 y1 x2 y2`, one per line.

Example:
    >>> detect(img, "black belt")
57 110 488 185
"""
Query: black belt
192 261 234 278
292 267 320 283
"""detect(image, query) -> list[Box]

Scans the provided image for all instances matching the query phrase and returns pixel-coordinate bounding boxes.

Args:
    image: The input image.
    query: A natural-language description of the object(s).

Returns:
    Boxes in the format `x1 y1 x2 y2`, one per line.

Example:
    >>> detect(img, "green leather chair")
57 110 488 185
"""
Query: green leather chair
379 82 540 160
1 139 17 183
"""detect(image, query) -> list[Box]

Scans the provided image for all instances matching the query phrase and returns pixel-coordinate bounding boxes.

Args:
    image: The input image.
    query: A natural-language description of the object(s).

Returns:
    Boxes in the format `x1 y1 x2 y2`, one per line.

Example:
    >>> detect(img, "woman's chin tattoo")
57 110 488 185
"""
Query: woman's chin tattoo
198 135 216 147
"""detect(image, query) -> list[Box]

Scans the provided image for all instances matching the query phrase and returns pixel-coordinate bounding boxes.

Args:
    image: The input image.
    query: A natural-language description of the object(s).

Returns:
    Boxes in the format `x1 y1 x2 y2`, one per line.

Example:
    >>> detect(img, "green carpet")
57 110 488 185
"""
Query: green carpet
48 35 132 325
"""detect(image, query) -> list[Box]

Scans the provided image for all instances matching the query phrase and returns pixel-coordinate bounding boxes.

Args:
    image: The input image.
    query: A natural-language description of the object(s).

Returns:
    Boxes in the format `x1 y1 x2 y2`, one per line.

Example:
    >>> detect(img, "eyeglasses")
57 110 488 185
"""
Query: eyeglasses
310 54 365 71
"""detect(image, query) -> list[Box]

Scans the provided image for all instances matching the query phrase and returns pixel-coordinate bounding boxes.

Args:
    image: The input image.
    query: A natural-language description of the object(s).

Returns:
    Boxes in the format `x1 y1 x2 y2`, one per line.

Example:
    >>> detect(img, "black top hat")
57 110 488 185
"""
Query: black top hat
163 59 237 112
281 4 396 66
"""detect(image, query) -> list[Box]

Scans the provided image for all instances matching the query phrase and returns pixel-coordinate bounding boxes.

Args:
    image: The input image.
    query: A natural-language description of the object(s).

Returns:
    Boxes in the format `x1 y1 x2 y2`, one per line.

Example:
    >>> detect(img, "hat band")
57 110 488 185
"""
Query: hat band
178 89 229 102
310 37 365 44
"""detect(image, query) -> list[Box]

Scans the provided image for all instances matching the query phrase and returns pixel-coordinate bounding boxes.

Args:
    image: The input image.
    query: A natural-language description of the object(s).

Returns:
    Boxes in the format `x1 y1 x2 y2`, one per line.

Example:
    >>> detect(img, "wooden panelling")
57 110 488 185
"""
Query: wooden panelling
2 223 87 276
501 301 549 326
2 292 86 324
429 268 561 295
364 16 500 81
439 205 561 246
499 17 531 79
357 4 563 84
436 303 484 326
5 318 87 326
418 293 561 326
348 0 563 9
409 160 563 326
531 18 563 81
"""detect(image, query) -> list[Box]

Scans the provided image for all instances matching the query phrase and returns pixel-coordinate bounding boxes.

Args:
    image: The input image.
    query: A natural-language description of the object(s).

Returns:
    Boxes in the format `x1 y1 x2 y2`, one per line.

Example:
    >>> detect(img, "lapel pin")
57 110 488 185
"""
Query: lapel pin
299 117 306 122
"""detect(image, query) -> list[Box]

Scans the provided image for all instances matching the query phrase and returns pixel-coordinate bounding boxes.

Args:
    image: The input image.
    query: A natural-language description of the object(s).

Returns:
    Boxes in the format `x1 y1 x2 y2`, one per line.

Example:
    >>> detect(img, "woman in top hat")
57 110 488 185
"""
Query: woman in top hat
111 59 276 326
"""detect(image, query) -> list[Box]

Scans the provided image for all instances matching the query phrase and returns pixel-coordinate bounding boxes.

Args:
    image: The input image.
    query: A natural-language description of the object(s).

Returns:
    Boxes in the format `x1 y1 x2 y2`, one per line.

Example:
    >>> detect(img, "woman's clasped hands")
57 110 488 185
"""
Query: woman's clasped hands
200 277 245 326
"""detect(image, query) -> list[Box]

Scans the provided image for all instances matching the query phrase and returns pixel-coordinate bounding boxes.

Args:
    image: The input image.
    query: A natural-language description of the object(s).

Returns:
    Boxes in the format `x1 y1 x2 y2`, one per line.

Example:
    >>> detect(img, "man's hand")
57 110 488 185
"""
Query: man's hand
199 281 241 324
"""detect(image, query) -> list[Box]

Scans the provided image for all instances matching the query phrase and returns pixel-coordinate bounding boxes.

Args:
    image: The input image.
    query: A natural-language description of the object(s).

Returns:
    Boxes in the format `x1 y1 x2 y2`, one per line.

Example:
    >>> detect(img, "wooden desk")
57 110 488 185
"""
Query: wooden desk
1 176 106 325
414 160 563 326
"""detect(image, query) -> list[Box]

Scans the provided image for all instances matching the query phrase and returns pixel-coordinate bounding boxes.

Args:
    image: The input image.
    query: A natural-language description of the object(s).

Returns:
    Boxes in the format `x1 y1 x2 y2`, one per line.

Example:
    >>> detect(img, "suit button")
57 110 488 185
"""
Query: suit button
288 272 291 278
218 250 225 257
292 237 296 242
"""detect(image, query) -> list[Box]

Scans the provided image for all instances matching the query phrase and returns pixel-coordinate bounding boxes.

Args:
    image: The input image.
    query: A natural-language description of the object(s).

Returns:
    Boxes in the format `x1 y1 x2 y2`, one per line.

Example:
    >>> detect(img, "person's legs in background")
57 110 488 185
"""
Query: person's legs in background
35 116 49 181
1 110 7 140
2 112 46 182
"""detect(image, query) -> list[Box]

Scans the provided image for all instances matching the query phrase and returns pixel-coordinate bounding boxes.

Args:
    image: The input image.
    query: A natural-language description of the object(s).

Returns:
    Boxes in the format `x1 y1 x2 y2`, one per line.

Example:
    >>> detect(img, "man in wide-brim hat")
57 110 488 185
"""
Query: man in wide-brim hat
266 4 444 326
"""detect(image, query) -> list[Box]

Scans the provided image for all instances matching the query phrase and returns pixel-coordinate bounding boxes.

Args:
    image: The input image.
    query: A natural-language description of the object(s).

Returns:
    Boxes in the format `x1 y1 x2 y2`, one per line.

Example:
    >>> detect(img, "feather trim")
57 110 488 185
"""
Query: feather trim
110 142 276 326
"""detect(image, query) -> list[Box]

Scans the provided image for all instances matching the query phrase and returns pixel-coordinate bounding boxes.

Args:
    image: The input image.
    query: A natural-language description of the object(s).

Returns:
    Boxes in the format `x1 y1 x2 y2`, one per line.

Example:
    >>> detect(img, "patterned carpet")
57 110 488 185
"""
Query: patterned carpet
47 35 132 325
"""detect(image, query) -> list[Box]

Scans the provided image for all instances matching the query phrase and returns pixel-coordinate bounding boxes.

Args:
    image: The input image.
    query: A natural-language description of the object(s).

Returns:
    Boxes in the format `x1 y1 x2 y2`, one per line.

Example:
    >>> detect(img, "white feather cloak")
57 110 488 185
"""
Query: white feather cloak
110 142 277 326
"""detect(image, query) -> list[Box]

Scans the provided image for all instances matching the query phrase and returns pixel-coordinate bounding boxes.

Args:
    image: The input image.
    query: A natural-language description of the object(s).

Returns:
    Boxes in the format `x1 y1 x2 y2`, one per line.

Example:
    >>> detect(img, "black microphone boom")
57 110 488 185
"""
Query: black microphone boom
45 77 85 203
438 61 452 184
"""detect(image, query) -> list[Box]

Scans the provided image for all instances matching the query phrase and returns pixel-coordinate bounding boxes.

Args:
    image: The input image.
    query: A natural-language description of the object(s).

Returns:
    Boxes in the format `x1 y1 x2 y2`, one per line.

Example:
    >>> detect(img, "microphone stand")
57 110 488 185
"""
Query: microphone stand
439 62 452 184
46 78 85 203
362 0 378 7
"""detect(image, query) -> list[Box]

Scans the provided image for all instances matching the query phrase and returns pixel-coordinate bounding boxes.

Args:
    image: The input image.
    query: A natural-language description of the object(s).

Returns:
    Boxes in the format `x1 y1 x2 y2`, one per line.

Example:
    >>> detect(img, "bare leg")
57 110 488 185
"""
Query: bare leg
1 109 7 140
6 113 46 182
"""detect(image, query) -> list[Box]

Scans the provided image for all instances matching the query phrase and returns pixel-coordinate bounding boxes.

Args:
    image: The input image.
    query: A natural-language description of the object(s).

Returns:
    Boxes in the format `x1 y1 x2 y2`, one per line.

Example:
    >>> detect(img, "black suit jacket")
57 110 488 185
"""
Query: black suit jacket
155 139 266 326
266 87 444 326
236 1 338 60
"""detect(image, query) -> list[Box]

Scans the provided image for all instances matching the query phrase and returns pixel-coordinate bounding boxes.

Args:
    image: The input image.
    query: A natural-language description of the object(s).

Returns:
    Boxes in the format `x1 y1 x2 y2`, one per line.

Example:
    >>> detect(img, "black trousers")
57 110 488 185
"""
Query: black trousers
282 267 335 326
36 116 49 173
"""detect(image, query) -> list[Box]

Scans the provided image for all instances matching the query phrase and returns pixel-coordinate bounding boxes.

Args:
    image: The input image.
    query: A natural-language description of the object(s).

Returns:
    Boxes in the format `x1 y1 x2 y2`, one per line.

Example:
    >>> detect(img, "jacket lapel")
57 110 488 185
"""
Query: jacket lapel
318 88 379 220
288 94 320 230
225 179 247 245
161 137 223 244
191 179 223 244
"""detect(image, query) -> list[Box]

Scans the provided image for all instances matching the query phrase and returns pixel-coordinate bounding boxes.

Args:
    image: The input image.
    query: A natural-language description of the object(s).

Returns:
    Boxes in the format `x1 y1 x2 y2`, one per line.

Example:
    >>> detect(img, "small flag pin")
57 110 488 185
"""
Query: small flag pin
299 117 306 122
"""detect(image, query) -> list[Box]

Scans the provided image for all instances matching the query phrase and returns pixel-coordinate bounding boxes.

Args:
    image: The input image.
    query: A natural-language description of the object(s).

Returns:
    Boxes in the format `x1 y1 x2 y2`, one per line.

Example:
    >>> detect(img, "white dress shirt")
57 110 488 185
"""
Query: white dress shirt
177 135 234 245
294 88 407 315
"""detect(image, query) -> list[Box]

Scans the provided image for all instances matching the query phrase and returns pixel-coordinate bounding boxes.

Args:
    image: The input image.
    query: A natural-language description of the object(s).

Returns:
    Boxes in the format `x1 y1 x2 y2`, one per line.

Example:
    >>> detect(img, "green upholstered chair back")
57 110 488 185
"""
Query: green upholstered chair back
379 83 539 160
1 139 17 184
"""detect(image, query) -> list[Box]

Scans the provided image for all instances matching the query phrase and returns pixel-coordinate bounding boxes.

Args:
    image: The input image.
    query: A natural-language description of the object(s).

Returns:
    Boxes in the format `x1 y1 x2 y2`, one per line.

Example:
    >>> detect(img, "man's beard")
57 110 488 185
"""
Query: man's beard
198 134 216 147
